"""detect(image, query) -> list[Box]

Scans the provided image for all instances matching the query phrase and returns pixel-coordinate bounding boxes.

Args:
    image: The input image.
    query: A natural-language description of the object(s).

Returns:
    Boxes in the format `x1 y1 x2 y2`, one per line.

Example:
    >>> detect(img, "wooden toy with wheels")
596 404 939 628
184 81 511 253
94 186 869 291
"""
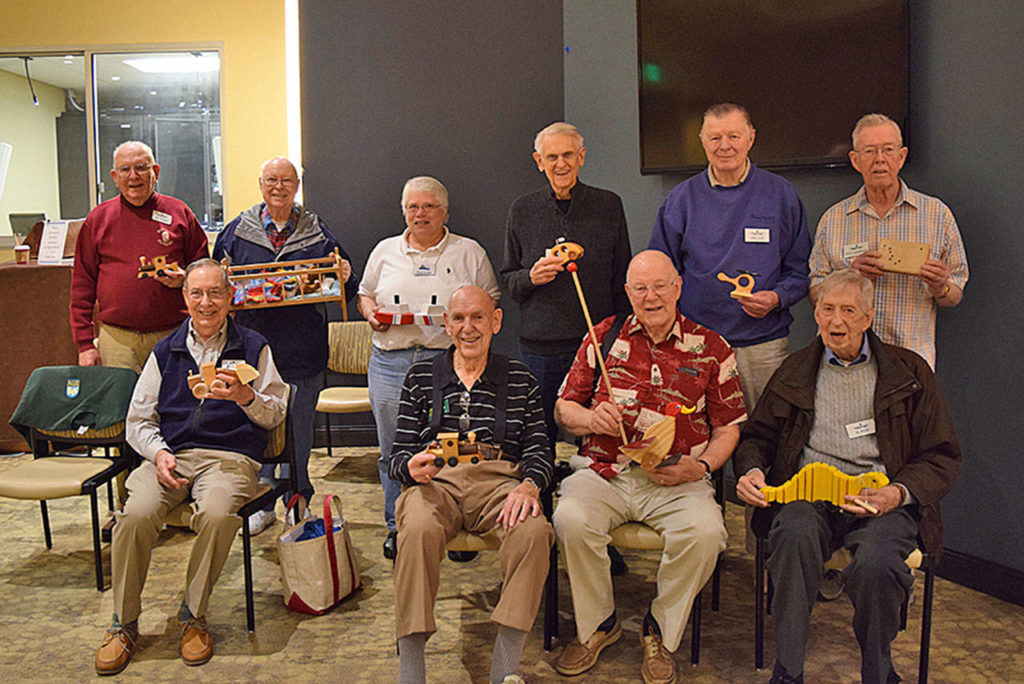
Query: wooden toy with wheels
427 431 504 468
138 255 181 279
187 361 260 399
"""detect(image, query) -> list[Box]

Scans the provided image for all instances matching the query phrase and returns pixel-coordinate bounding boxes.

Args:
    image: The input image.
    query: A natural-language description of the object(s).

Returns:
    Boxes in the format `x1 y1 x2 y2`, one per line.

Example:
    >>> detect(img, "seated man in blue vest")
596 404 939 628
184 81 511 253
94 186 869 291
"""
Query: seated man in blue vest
388 285 554 684
94 258 288 675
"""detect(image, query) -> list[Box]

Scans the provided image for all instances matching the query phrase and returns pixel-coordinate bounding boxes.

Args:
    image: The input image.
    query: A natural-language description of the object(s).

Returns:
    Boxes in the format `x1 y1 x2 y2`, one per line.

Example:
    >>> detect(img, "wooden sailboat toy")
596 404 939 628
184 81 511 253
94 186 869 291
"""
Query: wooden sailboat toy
619 401 697 468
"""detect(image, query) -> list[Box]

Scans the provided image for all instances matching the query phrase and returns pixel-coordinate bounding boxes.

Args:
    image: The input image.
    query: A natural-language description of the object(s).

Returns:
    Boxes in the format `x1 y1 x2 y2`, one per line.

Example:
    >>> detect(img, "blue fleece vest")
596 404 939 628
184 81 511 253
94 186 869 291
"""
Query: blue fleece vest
153 318 270 461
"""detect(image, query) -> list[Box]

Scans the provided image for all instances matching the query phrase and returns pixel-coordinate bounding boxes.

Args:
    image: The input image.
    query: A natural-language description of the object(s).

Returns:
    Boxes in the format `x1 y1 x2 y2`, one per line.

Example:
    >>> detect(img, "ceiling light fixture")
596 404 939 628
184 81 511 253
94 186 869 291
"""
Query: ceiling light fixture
123 54 219 74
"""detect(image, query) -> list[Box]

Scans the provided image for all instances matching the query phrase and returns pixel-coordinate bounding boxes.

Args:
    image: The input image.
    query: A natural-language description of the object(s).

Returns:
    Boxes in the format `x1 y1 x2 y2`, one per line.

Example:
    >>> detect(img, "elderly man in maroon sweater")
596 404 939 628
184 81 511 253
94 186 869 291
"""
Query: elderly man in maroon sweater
71 140 209 372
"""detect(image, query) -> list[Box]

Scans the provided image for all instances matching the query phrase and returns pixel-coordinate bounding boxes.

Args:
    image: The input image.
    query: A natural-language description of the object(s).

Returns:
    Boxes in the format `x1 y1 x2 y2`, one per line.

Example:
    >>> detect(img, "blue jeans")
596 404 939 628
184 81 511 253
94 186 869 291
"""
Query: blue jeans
259 372 322 509
368 345 444 532
520 349 576 450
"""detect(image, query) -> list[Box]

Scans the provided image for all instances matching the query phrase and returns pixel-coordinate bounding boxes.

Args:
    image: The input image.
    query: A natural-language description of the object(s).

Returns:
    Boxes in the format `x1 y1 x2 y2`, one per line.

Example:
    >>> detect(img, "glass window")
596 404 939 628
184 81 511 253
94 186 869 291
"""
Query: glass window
93 51 222 228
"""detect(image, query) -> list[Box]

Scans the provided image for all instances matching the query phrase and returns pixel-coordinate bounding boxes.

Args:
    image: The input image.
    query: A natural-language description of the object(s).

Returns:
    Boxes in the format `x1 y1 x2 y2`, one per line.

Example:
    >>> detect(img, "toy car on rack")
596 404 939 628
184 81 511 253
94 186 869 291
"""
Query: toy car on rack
223 248 348 318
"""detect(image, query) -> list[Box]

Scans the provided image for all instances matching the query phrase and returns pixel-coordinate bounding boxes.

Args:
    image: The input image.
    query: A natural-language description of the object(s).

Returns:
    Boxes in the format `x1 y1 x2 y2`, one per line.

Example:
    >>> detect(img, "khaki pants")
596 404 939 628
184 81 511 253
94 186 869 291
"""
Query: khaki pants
553 466 726 652
393 461 554 640
97 322 179 374
112 448 261 624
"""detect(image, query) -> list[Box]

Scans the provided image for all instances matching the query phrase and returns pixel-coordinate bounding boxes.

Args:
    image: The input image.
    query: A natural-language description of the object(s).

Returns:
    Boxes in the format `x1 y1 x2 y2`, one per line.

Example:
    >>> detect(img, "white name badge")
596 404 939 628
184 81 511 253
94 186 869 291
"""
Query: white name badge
842 241 869 261
413 263 436 276
744 227 770 243
152 210 173 225
845 418 877 439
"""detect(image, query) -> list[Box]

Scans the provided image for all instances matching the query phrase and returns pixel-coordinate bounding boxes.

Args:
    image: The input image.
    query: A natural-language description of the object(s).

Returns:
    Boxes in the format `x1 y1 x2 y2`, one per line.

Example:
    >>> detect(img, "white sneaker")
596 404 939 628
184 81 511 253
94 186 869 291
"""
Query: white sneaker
246 509 277 536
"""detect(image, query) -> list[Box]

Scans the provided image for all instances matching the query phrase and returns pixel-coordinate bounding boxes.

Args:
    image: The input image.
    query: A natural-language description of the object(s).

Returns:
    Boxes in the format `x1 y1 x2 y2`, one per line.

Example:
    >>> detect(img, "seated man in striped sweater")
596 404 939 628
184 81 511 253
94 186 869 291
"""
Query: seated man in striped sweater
387 285 554 684
735 268 962 684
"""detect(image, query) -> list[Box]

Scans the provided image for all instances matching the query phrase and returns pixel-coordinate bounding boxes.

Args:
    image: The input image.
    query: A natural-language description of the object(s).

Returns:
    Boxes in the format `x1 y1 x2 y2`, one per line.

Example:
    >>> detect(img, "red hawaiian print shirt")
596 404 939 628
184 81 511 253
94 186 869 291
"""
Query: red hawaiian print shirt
558 312 747 480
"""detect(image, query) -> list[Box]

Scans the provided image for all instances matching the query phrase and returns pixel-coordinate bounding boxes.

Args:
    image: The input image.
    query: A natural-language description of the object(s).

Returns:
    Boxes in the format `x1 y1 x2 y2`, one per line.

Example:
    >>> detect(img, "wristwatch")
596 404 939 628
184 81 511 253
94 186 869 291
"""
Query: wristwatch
698 459 713 483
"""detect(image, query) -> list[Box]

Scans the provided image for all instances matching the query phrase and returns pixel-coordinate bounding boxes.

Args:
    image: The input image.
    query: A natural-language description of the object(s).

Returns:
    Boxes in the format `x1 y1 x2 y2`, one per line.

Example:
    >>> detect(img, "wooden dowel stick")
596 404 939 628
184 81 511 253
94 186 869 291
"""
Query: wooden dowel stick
568 266 628 445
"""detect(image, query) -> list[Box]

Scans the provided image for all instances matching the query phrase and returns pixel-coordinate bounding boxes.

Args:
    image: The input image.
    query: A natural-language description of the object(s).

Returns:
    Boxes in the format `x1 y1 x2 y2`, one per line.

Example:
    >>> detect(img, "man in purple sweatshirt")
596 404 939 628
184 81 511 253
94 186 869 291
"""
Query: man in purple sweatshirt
649 103 811 412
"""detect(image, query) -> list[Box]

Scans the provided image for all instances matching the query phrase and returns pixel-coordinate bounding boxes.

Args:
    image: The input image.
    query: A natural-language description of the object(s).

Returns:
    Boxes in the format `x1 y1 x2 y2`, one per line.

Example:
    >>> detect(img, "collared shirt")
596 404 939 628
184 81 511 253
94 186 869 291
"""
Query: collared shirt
261 204 299 253
707 158 751 187
824 333 871 367
389 348 553 490
559 312 747 480
126 319 289 462
810 180 969 368
358 226 500 350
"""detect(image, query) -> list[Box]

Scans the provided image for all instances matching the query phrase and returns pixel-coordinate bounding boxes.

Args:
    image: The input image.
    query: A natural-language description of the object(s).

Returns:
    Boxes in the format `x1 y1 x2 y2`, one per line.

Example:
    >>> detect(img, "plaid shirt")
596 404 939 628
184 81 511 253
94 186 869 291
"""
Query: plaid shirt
810 181 968 368
558 312 747 480
261 204 300 253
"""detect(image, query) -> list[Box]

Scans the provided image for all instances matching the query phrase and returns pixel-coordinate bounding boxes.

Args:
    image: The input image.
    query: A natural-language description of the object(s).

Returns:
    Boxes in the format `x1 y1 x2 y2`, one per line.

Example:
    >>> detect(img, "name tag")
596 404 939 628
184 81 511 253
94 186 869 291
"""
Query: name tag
152 210 173 225
845 418 876 439
744 227 770 243
842 241 869 261
413 263 436 276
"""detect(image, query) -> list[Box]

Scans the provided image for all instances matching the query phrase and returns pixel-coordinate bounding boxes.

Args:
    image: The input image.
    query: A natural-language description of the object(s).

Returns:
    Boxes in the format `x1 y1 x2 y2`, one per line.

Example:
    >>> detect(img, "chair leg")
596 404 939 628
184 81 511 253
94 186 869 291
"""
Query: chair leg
40 500 52 549
323 411 333 459
106 479 115 512
544 544 559 651
755 535 766 669
242 514 257 632
919 557 934 684
89 488 105 592
690 588 702 665
711 554 721 612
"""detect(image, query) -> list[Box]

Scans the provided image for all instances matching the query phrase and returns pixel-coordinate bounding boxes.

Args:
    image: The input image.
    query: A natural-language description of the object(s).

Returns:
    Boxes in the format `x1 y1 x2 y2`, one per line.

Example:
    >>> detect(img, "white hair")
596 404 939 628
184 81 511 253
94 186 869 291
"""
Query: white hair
401 176 449 212
112 140 154 167
533 122 584 154
852 113 903 150
260 156 302 179
816 268 875 312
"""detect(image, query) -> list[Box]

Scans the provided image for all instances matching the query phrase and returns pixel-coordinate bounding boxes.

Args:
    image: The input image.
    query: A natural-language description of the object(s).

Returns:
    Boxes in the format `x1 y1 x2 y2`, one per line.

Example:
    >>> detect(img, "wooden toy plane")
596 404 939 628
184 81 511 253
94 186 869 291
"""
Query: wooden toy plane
760 462 889 508
717 271 755 298
619 401 697 468
138 255 181 279
878 239 929 275
187 361 260 399
427 431 505 468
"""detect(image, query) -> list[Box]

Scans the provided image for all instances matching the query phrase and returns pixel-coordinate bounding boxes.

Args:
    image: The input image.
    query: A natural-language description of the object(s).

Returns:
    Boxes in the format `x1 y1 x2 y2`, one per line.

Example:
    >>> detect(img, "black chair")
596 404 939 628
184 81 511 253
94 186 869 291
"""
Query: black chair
3 366 139 591
754 535 935 682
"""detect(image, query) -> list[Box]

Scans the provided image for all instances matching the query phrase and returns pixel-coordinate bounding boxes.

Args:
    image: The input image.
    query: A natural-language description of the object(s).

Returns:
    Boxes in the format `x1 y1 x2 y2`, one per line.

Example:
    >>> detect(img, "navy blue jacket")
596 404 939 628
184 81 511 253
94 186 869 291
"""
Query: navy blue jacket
153 318 271 461
213 203 358 379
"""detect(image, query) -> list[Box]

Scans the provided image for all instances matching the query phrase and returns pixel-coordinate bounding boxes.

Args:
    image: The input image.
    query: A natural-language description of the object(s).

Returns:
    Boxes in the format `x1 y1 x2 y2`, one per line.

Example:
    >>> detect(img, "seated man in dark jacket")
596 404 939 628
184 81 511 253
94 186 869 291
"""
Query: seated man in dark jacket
734 268 961 684
94 259 288 675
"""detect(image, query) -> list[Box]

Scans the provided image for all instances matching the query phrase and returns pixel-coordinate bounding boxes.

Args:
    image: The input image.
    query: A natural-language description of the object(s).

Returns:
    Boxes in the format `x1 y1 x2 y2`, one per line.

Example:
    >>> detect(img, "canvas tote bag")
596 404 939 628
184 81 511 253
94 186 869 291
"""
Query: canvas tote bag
277 494 361 614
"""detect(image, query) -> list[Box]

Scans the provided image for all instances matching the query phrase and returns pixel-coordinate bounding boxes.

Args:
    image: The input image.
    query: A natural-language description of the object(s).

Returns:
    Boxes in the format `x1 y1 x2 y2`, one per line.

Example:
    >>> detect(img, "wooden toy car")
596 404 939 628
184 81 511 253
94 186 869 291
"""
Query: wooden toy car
138 255 181 279
187 361 260 399
427 431 503 468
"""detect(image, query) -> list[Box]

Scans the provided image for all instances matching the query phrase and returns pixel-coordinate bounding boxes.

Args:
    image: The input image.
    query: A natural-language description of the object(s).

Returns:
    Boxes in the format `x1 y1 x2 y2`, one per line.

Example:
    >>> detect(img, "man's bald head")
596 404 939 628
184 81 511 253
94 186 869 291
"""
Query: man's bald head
627 250 678 284
445 286 501 363
448 285 496 312
625 250 682 341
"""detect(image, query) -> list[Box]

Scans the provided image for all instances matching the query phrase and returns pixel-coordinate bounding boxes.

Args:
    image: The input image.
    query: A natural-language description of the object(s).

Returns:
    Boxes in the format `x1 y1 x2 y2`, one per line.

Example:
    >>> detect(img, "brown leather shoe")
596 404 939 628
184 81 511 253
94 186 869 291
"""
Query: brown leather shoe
94 625 137 676
179 617 213 666
554 618 622 676
641 632 676 684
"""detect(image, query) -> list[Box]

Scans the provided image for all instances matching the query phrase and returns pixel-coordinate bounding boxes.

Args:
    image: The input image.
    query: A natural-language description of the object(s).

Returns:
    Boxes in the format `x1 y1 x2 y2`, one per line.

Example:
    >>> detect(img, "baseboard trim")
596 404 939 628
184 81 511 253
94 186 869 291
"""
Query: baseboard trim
314 424 377 448
937 548 1024 607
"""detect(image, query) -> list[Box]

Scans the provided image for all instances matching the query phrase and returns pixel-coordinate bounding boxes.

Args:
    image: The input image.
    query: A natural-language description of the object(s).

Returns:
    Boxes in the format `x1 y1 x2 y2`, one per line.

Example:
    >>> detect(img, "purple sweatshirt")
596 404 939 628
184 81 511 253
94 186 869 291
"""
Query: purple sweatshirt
649 165 810 347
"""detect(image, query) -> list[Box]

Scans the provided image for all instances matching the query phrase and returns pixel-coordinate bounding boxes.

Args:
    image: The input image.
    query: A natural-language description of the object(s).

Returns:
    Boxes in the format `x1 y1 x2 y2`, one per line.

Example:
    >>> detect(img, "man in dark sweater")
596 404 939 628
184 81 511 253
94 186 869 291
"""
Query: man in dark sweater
93 260 288 675
734 269 961 684
501 122 632 450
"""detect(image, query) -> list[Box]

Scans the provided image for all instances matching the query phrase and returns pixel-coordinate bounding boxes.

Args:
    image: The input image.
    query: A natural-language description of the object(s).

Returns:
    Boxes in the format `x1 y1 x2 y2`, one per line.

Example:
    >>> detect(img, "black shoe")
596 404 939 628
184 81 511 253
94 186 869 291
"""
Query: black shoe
447 550 478 562
769 662 804 684
608 545 627 576
383 530 397 561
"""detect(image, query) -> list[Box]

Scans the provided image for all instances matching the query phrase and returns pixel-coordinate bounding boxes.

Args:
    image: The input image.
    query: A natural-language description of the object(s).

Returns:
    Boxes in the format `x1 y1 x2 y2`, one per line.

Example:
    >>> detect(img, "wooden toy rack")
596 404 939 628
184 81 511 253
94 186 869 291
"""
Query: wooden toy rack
223 248 348 319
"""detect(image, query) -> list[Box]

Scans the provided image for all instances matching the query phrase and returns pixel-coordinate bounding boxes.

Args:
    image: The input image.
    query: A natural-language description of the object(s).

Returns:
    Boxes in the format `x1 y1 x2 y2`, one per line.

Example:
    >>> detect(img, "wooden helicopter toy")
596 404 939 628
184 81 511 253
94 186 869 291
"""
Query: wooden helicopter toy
187 361 260 399
760 462 890 514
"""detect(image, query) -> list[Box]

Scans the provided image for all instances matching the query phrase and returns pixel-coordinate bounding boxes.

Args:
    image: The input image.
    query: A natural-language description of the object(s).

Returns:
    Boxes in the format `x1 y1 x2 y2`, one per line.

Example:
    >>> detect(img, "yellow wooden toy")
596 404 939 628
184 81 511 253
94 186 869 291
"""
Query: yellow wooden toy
619 402 697 468
717 271 755 298
187 361 260 399
760 462 889 507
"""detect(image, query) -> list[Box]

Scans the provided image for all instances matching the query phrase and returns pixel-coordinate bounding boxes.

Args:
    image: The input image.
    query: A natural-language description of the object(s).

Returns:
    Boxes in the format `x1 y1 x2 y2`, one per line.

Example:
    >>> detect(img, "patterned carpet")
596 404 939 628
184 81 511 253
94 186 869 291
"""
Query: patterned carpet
0 445 1021 682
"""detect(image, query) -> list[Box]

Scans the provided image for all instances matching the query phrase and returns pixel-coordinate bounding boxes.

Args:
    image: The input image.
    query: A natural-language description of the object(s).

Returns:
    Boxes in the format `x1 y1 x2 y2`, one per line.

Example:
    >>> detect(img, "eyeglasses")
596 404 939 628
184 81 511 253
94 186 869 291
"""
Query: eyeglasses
261 176 298 187
856 145 901 158
114 163 154 176
405 202 443 213
186 287 228 301
458 390 471 432
627 280 676 297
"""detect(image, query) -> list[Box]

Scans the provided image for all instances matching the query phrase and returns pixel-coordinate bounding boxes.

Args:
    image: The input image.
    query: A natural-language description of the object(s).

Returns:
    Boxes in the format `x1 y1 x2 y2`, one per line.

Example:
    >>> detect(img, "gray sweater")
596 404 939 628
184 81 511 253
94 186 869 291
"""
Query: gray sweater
500 182 632 353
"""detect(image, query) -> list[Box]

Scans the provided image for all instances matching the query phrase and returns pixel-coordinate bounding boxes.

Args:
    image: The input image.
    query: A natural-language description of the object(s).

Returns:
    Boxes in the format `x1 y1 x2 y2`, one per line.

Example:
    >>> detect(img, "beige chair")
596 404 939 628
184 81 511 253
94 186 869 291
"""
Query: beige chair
316 321 373 457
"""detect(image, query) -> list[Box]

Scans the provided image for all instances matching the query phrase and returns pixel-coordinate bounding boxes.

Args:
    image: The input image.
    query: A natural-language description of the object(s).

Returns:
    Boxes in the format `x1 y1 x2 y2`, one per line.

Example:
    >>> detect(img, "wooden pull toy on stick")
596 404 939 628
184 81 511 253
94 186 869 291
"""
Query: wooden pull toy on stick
551 238 628 445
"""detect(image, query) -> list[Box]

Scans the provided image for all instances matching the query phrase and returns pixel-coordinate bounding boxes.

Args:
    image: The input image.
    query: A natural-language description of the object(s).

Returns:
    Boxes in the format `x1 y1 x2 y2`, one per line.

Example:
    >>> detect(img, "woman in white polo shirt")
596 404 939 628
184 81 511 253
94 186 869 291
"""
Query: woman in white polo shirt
357 176 499 559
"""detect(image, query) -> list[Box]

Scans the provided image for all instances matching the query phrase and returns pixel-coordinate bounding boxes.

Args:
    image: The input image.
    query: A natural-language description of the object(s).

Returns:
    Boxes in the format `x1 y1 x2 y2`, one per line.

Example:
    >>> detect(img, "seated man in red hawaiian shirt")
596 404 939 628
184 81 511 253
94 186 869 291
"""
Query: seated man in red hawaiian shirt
552 250 746 684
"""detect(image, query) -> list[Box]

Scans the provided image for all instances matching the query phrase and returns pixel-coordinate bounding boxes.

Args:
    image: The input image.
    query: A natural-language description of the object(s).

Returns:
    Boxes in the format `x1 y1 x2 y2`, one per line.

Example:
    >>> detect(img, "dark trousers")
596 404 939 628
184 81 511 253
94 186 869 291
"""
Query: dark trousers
520 349 576 450
767 501 917 684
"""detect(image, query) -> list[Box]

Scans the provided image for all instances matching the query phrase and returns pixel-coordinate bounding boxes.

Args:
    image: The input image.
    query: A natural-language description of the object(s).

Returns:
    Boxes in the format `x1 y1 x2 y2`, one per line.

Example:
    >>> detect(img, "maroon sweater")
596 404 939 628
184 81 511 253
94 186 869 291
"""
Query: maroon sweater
70 193 209 352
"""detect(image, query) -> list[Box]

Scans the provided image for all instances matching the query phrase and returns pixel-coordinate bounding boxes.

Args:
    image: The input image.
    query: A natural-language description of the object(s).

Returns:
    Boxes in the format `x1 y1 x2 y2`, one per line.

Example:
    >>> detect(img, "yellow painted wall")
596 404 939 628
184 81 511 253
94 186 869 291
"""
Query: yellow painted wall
0 70 64 235
0 0 287 221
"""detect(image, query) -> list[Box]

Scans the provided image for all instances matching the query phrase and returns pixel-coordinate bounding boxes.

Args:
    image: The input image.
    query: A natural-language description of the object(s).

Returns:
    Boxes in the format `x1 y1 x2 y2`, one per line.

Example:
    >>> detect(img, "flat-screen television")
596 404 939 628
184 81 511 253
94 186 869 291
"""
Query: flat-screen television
637 0 909 174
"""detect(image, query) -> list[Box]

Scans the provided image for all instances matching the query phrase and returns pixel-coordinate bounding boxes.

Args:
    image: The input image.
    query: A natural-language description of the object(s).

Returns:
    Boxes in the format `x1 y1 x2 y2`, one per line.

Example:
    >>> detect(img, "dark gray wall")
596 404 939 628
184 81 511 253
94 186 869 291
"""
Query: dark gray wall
300 0 564 354
565 0 1024 573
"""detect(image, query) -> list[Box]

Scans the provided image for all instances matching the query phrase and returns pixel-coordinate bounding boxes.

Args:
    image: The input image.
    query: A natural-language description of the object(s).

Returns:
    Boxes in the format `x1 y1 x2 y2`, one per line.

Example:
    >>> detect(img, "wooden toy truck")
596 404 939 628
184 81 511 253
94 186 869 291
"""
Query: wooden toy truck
187 361 260 399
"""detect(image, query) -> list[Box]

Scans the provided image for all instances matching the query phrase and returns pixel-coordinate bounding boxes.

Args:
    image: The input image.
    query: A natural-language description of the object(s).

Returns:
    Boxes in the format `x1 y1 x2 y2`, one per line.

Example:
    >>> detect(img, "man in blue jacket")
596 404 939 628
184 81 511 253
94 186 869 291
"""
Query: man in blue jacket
214 157 358 535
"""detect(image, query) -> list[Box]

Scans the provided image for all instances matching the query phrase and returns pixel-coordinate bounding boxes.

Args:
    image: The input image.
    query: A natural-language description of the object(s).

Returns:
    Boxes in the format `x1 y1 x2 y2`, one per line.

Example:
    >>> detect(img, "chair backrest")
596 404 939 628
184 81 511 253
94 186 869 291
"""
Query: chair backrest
327 321 373 375
8 212 44 239
261 383 296 467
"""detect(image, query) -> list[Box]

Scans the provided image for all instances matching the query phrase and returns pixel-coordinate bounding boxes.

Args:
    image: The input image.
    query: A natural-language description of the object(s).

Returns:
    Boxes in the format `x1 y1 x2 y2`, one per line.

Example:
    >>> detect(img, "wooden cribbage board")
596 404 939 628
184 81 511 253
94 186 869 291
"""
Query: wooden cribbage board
878 239 929 275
